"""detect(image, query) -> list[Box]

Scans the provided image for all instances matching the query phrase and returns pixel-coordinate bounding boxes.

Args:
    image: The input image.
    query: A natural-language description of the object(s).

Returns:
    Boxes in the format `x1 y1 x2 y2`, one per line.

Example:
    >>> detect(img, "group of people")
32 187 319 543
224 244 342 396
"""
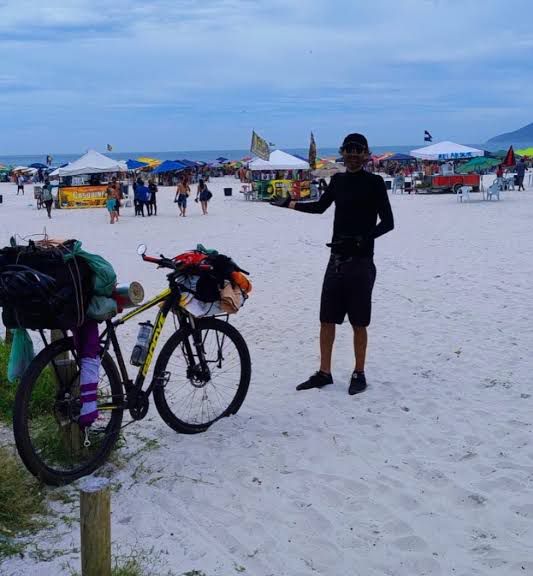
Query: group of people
105 177 125 224
133 178 158 217
174 176 212 217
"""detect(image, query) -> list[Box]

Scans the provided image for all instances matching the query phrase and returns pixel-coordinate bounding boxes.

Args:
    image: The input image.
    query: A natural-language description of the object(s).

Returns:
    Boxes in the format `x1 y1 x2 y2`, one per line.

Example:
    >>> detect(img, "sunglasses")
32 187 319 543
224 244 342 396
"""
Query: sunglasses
340 143 368 154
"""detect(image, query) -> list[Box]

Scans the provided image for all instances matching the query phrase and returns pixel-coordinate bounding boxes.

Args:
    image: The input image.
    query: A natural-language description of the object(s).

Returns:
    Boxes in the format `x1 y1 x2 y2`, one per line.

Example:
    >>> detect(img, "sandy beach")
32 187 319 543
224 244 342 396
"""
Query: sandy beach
1 176 532 575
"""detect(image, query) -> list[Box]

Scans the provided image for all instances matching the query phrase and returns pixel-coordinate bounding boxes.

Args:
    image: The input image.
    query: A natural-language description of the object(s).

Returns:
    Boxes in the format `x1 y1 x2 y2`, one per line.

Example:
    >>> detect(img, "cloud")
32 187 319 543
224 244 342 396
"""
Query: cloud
0 0 532 153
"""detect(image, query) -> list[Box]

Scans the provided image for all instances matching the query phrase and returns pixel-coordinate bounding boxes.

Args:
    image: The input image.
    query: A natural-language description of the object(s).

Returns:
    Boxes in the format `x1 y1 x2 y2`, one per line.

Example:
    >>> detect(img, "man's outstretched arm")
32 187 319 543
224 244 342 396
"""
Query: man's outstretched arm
272 178 335 214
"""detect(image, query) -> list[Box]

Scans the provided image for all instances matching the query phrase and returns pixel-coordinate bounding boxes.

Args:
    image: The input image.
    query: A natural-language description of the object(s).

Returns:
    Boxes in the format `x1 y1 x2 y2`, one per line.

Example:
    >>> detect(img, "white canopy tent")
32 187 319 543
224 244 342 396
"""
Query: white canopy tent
50 149 127 177
248 150 310 171
410 141 484 161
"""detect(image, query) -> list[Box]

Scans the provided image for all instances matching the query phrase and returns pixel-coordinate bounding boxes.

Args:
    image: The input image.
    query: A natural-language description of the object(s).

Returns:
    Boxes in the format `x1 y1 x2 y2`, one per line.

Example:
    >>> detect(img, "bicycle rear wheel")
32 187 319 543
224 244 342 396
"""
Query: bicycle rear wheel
13 337 124 485
153 317 251 434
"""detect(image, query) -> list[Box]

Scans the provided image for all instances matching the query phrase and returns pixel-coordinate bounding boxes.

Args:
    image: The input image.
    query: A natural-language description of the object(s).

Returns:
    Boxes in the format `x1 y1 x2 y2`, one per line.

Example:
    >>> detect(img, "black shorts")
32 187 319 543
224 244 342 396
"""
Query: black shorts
320 255 376 326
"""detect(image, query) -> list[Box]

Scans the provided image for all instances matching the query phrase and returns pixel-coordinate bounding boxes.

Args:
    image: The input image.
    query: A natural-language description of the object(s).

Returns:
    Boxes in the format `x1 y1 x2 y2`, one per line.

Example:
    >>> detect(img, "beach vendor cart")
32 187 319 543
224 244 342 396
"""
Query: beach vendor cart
49 149 126 208
247 150 311 201
410 141 484 193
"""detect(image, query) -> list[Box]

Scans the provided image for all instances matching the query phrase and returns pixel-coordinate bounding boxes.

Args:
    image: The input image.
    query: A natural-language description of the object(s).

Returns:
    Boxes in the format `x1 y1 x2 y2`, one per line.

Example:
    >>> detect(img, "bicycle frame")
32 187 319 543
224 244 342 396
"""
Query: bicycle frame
99 286 180 408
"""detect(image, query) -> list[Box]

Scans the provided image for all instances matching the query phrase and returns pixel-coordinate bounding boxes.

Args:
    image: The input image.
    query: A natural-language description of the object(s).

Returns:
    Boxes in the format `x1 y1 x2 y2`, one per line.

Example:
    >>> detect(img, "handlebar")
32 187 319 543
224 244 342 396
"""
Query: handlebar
141 253 212 273
142 253 179 269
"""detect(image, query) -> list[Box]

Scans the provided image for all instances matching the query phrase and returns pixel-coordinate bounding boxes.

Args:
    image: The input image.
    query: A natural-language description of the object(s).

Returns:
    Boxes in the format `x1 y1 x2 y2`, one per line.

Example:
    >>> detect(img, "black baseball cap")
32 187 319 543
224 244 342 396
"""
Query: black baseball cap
341 133 369 150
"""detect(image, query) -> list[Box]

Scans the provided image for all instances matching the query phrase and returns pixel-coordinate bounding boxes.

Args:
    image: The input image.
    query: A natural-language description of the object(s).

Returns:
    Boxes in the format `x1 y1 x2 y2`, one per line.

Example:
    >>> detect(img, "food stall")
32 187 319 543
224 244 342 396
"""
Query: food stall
49 150 126 208
247 150 311 200
411 141 484 193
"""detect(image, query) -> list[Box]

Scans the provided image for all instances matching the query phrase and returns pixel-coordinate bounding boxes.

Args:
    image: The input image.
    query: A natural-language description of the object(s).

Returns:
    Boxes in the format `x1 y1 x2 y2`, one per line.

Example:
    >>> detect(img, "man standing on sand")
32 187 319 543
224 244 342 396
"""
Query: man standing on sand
16 174 24 195
271 133 394 395
516 158 526 191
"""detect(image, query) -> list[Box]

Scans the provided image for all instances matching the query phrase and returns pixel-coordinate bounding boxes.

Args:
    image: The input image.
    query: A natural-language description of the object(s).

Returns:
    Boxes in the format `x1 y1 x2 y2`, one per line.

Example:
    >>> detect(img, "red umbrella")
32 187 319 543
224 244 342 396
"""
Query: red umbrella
502 145 516 167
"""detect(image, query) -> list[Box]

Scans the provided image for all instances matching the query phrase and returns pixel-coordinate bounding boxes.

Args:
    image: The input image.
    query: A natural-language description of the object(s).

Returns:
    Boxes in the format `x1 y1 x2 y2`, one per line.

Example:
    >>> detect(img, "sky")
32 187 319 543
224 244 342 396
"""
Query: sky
1 0 533 154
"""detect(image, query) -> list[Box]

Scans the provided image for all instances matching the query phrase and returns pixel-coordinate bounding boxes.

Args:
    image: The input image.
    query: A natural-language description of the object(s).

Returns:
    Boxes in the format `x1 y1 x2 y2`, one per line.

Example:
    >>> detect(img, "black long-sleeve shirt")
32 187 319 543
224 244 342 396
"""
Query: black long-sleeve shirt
295 170 394 257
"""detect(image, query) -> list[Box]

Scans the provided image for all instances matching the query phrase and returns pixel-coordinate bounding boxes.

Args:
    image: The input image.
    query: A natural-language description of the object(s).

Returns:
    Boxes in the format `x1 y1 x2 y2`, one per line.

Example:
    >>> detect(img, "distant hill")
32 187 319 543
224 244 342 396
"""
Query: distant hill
487 122 533 145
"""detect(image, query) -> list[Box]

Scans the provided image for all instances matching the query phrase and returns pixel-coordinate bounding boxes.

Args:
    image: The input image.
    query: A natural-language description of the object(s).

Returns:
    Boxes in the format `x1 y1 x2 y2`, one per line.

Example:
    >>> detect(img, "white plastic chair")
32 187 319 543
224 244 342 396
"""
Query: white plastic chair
486 183 501 200
456 186 472 202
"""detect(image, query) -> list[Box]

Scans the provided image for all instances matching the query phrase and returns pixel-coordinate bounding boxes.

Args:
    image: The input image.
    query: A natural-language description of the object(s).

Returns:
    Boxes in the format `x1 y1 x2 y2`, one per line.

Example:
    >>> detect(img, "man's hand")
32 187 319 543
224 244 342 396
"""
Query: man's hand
270 194 292 208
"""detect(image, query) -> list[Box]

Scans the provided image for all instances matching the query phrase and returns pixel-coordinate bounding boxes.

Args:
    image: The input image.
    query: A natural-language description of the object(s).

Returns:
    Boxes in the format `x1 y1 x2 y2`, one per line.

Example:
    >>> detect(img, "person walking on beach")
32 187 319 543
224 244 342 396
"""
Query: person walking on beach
516 158 526 191
196 179 212 215
271 133 394 395
106 182 119 224
175 175 190 217
16 174 24 195
148 179 158 215
41 178 54 218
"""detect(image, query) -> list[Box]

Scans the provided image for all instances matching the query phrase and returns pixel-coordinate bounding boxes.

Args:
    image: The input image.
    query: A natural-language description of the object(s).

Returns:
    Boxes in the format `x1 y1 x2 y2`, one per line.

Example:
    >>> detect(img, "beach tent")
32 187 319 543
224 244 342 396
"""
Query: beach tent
248 150 310 171
178 159 199 168
410 141 484 161
50 150 126 176
384 153 416 162
152 160 187 174
126 159 148 170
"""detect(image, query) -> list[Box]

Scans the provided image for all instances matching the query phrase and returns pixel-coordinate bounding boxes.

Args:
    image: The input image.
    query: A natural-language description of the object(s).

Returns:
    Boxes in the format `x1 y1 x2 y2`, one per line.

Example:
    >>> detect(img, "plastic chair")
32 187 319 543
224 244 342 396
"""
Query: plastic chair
456 186 472 202
486 183 501 201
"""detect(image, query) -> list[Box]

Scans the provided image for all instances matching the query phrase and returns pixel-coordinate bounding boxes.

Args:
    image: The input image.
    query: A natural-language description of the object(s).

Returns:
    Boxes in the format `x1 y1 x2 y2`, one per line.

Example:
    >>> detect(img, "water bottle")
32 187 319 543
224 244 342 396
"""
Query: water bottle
130 321 153 366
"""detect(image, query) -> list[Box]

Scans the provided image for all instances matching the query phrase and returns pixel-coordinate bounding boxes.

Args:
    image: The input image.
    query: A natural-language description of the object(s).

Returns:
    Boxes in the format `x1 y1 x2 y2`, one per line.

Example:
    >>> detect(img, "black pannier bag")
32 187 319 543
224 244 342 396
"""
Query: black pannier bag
0 240 93 330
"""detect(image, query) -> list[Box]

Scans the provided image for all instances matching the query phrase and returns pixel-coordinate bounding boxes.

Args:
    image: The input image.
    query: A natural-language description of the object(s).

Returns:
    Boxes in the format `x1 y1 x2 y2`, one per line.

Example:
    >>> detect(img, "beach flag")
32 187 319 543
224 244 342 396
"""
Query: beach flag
250 130 270 161
308 132 317 170
424 130 433 142
107 144 113 152
502 145 516 167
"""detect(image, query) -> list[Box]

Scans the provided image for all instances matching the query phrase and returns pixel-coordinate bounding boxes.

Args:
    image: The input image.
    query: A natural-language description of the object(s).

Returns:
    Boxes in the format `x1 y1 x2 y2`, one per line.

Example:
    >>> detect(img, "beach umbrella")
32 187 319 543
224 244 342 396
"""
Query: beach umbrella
516 147 533 157
375 152 395 162
126 159 148 170
137 156 161 168
457 157 500 173
501 146 516 167
29 162 48 169
216 156 229 163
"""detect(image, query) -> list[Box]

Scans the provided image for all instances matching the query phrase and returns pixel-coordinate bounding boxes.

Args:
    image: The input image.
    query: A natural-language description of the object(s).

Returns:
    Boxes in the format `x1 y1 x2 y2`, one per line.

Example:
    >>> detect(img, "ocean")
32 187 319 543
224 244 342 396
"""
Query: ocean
0 144 497 168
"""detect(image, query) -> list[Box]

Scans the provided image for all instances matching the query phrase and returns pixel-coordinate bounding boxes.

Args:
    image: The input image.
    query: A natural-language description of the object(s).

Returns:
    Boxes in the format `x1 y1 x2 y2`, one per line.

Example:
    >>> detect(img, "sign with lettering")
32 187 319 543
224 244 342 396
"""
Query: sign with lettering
59 185 108 208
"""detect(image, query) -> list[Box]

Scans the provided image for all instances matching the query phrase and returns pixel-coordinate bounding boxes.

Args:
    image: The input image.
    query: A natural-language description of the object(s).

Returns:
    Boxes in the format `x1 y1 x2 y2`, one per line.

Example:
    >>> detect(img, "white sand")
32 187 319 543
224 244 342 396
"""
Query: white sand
1 176 532 575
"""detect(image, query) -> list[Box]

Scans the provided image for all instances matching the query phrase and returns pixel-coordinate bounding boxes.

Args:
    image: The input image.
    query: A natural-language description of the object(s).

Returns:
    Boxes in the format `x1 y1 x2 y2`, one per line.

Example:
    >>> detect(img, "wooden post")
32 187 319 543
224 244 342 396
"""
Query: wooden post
51 330 81 451
80 477 111 576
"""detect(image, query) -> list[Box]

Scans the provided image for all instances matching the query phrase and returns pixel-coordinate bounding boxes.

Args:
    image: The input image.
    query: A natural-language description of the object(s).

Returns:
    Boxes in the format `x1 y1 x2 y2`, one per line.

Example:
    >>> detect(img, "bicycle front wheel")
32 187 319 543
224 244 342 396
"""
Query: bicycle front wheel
153 317 251 434
13 337 124 485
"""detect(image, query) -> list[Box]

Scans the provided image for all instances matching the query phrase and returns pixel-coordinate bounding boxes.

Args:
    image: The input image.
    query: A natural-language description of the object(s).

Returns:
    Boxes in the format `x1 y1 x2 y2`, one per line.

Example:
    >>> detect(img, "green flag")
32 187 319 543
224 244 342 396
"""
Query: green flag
250 130 270 161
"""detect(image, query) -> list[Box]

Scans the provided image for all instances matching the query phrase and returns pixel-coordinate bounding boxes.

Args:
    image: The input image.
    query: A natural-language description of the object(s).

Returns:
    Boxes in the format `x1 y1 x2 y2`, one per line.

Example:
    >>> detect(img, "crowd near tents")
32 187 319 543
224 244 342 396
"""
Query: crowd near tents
2 138 532 205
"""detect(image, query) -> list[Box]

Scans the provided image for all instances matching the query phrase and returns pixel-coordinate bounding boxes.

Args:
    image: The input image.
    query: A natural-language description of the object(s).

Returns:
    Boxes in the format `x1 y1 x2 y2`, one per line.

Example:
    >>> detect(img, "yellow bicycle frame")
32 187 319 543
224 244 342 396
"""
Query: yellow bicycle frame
112 287 176 378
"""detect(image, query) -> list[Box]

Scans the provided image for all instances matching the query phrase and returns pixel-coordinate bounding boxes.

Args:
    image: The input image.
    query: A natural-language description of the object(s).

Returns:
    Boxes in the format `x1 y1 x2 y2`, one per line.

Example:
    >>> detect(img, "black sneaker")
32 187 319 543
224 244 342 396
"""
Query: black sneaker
348 371 367 395
296 371 333 391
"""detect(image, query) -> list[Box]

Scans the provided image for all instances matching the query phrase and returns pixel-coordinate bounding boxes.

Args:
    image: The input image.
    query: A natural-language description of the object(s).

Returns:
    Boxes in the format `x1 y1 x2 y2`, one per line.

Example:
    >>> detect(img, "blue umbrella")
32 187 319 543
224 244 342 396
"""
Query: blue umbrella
384 153 416 162
126 159 148 170
216 156 229 163
30 162 49 169
152 160 187 174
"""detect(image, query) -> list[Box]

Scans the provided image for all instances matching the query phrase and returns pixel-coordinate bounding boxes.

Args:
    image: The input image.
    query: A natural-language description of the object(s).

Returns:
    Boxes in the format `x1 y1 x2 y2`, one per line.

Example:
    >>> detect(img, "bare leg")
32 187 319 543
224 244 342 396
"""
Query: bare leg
319 323 336 374
353 326 368 372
